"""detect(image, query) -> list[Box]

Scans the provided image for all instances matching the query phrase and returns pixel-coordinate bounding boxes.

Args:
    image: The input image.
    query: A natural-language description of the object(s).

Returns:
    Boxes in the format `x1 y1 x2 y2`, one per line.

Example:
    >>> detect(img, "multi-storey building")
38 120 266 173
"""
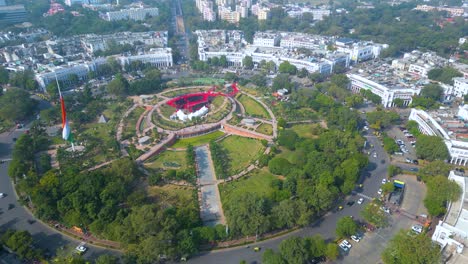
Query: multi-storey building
103 7 159 21
0 5 28 25
347 73 419 107
196 0 216 21
118 48 173 69
218 6 241 23
253 32 280 47
453 78 468 98
414 5 465 17
81 31 168 53
409 108 468 166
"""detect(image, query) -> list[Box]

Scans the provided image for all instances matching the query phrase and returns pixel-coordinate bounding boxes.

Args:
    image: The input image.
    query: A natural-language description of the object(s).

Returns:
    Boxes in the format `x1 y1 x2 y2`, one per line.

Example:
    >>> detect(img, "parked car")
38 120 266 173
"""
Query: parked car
0 193 5 198
381 206 391 214
75 243 87 255
341 240 352 249
339 243 349 251
357 198 364 204
254 247 261 252
412 224 423 234
351 235 361 242
377 189 383 195
405 158 412 163
382 179 387 184
347 201 355 206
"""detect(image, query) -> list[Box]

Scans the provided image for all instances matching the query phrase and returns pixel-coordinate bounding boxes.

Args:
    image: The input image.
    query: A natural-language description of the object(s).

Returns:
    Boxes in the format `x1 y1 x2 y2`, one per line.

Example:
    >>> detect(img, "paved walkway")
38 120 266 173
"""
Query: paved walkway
195 146 225 226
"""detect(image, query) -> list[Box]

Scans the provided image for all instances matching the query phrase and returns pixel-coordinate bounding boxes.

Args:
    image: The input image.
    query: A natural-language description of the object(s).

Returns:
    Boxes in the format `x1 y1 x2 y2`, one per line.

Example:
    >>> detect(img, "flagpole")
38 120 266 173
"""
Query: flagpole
55 74 75 152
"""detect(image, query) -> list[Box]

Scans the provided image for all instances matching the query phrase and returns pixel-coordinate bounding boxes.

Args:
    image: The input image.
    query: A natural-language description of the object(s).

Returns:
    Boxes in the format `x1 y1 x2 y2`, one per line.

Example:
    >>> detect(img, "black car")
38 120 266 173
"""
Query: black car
346 201 355 206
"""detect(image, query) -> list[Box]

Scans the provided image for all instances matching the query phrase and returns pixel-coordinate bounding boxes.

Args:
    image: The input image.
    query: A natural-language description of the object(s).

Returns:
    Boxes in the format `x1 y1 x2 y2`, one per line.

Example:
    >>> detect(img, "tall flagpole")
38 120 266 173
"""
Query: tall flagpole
55 73 75 151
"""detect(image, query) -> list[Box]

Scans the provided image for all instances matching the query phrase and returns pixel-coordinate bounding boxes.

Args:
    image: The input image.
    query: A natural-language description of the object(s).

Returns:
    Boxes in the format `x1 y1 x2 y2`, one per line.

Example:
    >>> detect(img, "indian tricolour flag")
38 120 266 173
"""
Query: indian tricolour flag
60 95 73 143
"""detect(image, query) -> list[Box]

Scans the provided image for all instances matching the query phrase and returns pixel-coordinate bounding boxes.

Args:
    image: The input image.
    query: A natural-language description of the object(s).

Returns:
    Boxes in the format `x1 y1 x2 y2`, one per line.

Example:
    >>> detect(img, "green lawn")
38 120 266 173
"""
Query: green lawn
144 150 187 171
291 124 319 139
122 107 145 140
147 184 196 208
256 123 273 136
160 103 176 119
238 94 270 119
211 96 225 109
219 169 278 205
171 130 225 148
219 135 265 175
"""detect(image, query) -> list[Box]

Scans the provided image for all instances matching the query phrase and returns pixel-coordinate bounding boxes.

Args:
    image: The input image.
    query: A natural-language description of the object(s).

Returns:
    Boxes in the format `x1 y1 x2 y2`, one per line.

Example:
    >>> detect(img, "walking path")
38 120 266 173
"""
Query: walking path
195 145 225 226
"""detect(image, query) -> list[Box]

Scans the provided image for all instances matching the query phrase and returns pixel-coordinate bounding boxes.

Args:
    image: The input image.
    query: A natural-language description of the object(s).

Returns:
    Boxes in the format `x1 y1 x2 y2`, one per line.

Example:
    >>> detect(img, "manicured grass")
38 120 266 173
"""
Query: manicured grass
238 94 270 119
147 184 196 208
291 124 319 139
162 87 209 97
219 168 278 205
160 103 176 119
211 96 225 110
171 130 225 148
219 135 265 175
276 147 296 164
122 107 145 140
144 150 187 171
256 123 273 136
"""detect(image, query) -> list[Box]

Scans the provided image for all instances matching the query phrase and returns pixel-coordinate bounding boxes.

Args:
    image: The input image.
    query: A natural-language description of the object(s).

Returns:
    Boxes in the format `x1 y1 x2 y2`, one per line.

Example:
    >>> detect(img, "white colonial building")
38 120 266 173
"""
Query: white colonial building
118 48 173 69
409 108 468 166
347 74 420 107
103 7 159 21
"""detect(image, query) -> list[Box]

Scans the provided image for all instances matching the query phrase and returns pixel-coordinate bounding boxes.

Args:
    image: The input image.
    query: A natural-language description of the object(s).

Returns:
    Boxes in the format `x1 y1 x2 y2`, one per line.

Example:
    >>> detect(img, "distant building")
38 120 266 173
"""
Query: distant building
103 7 159 21
409 108 468 165
0 5 28 25
414 5 465 17
453 78 468 98
118 48 173 69
347 73 419 107
218 6 241 24
81 31 168 53
253 32 280 47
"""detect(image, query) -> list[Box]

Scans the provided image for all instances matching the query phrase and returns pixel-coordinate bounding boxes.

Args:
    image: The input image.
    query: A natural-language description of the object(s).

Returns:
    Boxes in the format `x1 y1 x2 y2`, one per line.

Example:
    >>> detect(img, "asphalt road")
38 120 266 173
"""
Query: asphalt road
0 127 116 260
189 129 391 264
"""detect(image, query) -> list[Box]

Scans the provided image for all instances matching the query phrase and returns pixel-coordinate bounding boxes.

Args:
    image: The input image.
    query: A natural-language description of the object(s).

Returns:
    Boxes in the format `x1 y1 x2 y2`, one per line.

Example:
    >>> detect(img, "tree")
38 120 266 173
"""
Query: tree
361 200 388 228
272 74 294 92
330 74 349 89
336 216 358 237
225 193 271 236
297 68 309 78
96 255 119 264
424 175 461 216
242 55 254 69
263 249 286 264
381 182 395 194
382 230 441 264
345 95 364 107
107 74 129 98
420 84 443 101
0 65 9 84
383 135 400 154
0 88 37 122
268 157 292 175
277 118 287 128
277 130 299 150
393 98 404 107
251 74 267 87
417 160 451 180
325 243 339 261
415 135 449 161
278 237 309 264
387 165 402 177
428 67 462 85
278 61 297 75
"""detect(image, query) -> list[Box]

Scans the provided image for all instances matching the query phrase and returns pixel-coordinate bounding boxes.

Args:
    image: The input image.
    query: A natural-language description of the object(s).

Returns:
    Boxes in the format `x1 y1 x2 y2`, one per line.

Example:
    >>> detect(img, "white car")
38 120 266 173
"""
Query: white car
0 193 5 198
373 153 377 158
341 239 352 249
351 235 361 242
381 207 391 214
412 225 423 234
377 189 383 195
75 243 87 254
357 198 364 204
339 243 349 251
382 179 387 184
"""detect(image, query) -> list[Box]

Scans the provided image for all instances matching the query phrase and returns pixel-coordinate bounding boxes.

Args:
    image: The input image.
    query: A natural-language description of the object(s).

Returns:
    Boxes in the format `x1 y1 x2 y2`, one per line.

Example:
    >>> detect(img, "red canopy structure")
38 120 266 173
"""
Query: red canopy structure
166 83 239 112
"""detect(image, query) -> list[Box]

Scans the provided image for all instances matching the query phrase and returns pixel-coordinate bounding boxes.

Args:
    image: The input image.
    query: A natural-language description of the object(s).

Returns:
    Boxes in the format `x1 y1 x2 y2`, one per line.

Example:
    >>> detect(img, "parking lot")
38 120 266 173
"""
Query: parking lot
339 174 427 263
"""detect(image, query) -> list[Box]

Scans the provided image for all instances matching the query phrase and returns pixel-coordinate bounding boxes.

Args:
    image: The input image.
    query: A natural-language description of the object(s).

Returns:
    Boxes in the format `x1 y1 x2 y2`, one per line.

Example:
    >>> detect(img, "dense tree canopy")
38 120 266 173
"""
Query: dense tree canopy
424 175 461 216
415 135 449 161
382 230 441 264
428 67 463 85
0 88 37 122
336 216 358 238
